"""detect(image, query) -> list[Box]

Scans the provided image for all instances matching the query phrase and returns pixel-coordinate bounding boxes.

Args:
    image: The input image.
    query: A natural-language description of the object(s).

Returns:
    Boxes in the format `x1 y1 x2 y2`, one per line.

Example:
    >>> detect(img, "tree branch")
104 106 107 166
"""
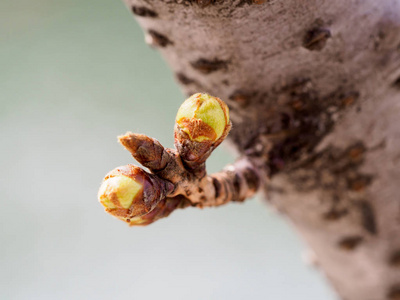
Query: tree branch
102 0 400 298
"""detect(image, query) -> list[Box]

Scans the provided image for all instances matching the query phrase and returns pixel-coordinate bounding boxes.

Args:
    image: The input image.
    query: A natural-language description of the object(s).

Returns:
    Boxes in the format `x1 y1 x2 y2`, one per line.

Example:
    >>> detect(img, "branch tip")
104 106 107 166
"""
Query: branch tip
99 94 261 226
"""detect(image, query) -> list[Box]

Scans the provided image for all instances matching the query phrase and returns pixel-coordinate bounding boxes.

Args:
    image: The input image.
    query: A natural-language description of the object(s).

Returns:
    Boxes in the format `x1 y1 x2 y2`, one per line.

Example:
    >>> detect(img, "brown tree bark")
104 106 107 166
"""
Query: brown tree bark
123 0 400 299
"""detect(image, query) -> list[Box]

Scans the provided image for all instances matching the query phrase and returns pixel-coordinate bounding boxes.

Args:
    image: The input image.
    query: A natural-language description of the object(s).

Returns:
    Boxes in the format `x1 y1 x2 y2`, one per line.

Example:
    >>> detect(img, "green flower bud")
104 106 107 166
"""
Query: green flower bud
98 165 172 224
175 93 230 143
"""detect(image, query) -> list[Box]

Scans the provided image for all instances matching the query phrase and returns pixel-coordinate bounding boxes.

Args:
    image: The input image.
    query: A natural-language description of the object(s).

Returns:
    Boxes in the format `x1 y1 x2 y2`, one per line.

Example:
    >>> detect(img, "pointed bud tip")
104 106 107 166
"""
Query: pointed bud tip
118 132 134 146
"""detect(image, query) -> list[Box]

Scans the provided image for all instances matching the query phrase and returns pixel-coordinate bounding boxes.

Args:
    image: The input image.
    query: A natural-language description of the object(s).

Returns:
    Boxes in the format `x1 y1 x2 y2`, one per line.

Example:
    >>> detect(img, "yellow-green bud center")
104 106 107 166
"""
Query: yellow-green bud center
176 93 229 142
98 175 143 209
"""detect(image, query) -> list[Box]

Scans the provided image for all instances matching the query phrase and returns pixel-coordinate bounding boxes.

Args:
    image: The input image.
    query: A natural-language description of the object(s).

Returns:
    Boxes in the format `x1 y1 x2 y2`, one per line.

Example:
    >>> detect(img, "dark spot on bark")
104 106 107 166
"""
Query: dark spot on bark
229 90 254 108
196 0 212 7
200 195 206 201
338 236 363 251
236 0 266 6
131 6 158 18
370 139 387 152
198 187 203 193
191 58 228 74
291 99 305 111
356 201 377 235
222 79 229 86
212 177 221 199
323 208 348 221
387 285 400 300
347 143 366 164
280 77 311 94
303 28 331 51
348 174 373 192
389 250 400 267
166 0 263 6
222 180 230 202
233 173 241 196
340 91 360 107
371 18 400 52
280 113 291 130
268 185 286 194
148 30 173 48
162 0 225 6
176 73 195 85
243 167 260 191
392 76 400 89
191 0 225 7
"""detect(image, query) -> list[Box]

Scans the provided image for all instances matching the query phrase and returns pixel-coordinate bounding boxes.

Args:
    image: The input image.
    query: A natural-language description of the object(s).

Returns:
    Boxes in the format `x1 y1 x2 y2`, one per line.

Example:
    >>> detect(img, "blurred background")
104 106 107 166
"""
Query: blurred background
0 0 336 299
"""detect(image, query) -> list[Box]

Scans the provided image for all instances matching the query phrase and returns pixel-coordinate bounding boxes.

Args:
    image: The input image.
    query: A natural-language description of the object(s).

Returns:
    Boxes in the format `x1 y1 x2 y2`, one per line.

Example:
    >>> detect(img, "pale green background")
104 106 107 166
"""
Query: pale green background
0 1 336 299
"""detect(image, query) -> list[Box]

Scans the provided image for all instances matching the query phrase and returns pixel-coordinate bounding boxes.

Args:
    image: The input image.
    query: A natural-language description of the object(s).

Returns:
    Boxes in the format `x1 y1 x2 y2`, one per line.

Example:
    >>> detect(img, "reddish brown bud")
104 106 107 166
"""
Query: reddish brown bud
118 133 170 172
98 165 173 224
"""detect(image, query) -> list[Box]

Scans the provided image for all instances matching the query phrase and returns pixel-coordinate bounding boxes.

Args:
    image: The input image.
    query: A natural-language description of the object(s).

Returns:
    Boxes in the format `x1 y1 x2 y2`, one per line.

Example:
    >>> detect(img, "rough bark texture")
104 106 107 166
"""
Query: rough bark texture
124 0 400 299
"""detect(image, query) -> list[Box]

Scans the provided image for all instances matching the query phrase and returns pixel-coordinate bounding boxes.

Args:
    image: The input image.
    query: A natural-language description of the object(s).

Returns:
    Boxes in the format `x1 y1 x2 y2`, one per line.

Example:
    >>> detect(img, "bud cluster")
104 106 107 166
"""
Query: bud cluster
97 93 259 226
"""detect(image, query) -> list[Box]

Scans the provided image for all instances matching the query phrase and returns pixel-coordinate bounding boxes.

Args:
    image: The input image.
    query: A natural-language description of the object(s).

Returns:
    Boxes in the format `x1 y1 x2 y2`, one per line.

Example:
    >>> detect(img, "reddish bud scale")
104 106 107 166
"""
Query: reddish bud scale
128 196 189 226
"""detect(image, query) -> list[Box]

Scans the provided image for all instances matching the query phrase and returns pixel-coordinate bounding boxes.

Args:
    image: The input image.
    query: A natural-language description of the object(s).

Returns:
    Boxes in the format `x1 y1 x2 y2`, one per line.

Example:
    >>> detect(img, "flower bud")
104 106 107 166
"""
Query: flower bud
174 93 231 168
175 93 230 143
98 165 172 224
